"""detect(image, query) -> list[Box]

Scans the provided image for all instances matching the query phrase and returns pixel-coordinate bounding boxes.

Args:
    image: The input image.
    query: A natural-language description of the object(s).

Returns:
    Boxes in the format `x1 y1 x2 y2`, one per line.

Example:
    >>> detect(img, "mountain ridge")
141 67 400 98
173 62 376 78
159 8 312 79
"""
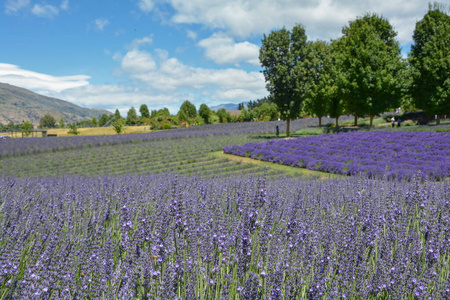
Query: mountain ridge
0 83 111 126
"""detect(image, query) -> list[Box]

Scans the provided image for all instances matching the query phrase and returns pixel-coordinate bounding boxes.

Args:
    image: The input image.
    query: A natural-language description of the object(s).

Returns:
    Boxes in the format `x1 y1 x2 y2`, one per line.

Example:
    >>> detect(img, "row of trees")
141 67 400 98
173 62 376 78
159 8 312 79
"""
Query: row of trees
260 4 450 136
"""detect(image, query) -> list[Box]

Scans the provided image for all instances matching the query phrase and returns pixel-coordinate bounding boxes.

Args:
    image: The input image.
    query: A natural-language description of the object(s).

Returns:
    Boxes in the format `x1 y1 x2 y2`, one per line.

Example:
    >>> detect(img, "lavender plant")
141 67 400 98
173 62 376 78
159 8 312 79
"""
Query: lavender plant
0 173 448 299
224 131 450 180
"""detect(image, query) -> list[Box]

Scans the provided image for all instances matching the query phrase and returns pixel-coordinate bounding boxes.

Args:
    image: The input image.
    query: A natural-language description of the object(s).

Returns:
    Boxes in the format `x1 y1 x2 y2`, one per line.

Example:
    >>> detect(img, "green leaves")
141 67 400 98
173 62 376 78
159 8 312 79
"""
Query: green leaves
410 6 450 123
337 13 405 125
260 24 308 136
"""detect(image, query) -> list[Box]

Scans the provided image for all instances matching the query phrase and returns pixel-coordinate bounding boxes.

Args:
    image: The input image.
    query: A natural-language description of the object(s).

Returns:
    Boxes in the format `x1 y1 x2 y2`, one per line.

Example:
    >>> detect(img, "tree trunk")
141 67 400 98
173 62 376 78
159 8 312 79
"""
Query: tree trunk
369 114 374 127
436 115 441 125
354 115 358 126
318 117 322 127
335 117 339 127
286 117 291 137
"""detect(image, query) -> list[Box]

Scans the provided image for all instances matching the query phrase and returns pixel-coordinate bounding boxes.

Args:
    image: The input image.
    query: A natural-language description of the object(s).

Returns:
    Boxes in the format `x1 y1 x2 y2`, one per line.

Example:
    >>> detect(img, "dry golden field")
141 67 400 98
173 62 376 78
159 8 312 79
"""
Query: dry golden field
46 126 153 136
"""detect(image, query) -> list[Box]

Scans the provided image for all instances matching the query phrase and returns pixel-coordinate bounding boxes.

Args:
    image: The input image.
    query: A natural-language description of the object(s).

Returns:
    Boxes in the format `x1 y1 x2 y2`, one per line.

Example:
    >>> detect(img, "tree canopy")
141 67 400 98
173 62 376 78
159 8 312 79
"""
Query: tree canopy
260 24 308 136
39 114 57 128
139 104 150 118
126 107 138 125
409 3 450 124
337 13 405 126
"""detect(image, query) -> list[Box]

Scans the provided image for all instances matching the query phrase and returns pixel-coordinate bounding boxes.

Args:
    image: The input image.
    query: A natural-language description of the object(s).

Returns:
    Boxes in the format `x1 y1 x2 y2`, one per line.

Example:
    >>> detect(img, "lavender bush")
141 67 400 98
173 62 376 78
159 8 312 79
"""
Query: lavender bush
0 173 449 299
224 131 450 180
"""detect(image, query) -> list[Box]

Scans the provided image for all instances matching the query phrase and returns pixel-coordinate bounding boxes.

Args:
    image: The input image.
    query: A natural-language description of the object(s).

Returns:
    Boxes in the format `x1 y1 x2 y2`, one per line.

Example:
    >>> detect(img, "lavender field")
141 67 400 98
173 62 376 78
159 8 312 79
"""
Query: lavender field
224 131 450 181
1 120 449 299
1 174 449 299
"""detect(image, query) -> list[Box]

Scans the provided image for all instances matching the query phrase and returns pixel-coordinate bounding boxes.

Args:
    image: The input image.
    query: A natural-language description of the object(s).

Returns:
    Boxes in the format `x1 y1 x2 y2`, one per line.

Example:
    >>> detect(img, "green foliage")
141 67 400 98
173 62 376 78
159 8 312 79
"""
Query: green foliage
216 108 231 123
199 104 212 124
112 118 125 134
39 114 57 128
178 100 197 120
114 109 121 119
68 123 80 135
58 118 65 128
259 24 308 136
139 104 150 118
126 107 139 125
409 4 450 124
98 114 109 127
20 121 33 136
337 13 405 126
301 40 335 127
92 117 98 127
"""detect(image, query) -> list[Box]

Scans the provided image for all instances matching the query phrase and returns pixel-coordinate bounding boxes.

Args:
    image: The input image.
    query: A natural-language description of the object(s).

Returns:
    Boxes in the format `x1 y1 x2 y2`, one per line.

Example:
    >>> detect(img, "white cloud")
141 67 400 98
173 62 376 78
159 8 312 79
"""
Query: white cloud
94 18 110 31
31 4 59 18
0 63 90 92
121 50 157 74
119 49 267 101
60 0 69 10
198 33 260 66
127 35 154 50
5 0 30 14
137 0 154 13
163 0 431 45
186 30 198 40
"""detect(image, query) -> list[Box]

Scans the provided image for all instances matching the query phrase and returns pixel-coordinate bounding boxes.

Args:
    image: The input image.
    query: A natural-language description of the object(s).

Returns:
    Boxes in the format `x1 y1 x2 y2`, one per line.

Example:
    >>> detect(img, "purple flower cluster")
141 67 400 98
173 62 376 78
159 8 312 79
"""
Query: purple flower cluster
224 131 450 180
0 173 448 298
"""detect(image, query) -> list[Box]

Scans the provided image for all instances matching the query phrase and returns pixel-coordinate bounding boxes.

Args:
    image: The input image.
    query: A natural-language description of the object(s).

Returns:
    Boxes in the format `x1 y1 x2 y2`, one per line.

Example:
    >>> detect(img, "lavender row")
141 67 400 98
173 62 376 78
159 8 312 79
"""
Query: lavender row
0 118 329 158
1 174 449 299
0 133 284 178
224 131 450 180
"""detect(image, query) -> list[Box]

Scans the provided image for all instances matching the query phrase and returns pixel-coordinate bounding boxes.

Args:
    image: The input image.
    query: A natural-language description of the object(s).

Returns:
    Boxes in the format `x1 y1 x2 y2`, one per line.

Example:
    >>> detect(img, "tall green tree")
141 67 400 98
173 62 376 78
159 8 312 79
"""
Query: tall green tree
301 40 334 127
139 104 150 118
337 13 405 126
409 3 450 125
126 107 138 125
39 114 57 128
179 100 197 119
260 24 308 136
99 114 109 126
198 104 212 124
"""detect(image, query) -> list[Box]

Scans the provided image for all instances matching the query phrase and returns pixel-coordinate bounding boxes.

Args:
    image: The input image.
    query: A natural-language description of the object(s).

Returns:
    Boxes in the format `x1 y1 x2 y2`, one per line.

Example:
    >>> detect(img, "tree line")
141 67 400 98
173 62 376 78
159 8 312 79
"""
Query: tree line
260 3 450 136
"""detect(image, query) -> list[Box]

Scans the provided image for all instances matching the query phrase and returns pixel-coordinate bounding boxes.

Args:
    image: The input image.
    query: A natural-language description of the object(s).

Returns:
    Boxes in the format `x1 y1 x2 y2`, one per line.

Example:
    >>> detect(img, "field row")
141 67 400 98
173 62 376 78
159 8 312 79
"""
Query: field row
224 131 450 180
0 174 448 299
0 133 295 179
0 118 324 158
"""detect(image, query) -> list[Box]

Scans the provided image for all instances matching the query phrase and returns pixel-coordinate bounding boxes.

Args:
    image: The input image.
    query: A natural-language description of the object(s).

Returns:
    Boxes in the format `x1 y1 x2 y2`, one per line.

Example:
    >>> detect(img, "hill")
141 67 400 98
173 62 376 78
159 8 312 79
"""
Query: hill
0 82 111 126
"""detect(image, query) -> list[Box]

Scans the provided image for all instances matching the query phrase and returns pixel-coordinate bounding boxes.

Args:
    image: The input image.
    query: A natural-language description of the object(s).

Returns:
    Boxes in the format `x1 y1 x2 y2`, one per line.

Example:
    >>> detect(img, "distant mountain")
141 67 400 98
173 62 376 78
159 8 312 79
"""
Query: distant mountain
0 83 111 126
210 103 242 111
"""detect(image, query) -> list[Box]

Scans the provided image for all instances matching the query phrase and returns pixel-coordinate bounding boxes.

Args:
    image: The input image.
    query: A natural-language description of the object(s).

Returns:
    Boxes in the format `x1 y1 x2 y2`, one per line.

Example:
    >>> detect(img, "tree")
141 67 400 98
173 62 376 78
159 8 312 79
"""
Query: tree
59 118 65 128
301 40 333 127
68 123 79 135
99 114 109 127
92 117 98 127
126 107 138 125
139 104 150 118
337 13 405 126
216 108 231 123
20 121 33 136
179 100 197 119
199 104 212 124
409 3 450 125
260 24 308 136
112 118 125 134
39 114 57 128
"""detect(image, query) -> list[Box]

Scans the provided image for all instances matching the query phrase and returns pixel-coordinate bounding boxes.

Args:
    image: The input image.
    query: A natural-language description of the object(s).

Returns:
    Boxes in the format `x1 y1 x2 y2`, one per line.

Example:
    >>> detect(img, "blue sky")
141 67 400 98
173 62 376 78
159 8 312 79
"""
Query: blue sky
0 0 433 114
